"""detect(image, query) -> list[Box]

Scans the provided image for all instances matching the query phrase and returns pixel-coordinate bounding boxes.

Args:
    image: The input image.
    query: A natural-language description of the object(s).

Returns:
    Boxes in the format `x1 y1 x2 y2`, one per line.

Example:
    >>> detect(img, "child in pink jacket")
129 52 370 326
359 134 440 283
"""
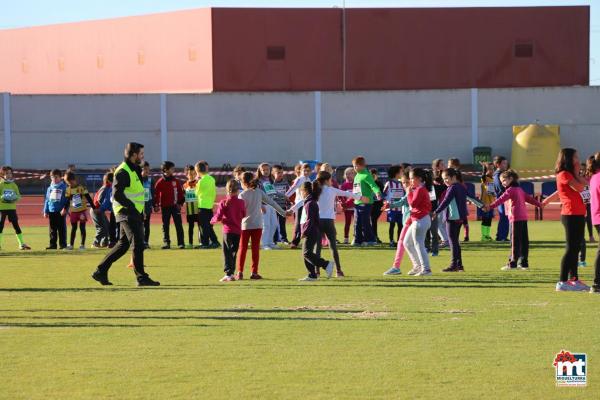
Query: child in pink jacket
486 170 542 271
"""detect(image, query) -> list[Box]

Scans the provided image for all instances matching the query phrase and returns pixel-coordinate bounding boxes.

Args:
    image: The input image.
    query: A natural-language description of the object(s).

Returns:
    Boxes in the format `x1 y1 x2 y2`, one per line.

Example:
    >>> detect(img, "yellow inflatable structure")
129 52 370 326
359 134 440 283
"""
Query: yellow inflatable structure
511 124 561 178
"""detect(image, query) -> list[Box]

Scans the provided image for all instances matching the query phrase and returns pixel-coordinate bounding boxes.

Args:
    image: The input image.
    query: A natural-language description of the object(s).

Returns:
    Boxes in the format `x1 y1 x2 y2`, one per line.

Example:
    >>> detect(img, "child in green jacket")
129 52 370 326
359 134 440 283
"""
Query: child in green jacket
0 166 31 250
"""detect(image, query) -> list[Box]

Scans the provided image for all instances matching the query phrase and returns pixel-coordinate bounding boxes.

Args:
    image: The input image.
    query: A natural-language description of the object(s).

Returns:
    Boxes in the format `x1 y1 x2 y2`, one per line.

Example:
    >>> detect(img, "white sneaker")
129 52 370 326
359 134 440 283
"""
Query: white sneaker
343 238 349 244
325 261 334 278
65 245 74 251
299 276 317 281
407 266 421 275
416 268 432 276
262 246 272 251
79 245 86 250
501 265 515 271
383 267 402 275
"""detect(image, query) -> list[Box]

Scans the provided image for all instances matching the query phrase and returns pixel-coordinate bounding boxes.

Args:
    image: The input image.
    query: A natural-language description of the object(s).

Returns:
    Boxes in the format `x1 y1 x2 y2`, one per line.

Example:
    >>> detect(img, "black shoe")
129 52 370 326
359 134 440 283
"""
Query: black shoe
198 245 211 249
463 236 470 242
46 246 57 250
210 242 221 249
161 244 171 250
144 243 151 250
92 271 113 286
137 277 160 287
442 266 459 272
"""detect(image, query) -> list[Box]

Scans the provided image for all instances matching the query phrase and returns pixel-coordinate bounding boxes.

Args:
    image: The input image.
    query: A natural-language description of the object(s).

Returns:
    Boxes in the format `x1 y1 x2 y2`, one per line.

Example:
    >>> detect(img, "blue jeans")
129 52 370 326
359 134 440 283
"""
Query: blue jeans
354 204 375 244
496 205 509 241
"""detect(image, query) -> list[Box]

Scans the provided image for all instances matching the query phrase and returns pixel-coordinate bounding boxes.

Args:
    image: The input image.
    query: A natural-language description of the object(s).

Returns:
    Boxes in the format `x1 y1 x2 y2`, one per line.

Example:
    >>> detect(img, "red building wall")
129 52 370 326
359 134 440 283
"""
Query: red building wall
0 6 589 94
345 7 589 90
211 8 343 91
0 8 213 94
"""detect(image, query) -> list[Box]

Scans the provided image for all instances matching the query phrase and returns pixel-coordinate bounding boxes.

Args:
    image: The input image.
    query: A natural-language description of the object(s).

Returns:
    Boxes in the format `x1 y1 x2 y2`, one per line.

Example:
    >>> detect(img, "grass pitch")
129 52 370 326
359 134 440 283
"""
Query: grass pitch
0 221 598 399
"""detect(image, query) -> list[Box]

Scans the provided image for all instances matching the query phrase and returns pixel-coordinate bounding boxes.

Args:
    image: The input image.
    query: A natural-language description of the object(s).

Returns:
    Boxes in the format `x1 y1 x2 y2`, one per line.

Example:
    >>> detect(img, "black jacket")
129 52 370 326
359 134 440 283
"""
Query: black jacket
113 159 144 222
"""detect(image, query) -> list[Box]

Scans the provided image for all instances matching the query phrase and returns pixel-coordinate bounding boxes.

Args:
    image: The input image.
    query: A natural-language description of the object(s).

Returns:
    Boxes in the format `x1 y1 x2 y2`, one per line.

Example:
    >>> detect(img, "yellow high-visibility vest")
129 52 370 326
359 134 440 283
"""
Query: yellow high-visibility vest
112 162 145 214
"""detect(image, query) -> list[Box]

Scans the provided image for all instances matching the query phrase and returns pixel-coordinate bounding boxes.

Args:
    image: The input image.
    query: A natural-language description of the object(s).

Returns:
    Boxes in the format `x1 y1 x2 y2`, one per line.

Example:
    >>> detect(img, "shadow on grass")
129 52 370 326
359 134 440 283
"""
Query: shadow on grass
0 321 212 328
0 308 363 314
0 314 388 322
0 282 540 292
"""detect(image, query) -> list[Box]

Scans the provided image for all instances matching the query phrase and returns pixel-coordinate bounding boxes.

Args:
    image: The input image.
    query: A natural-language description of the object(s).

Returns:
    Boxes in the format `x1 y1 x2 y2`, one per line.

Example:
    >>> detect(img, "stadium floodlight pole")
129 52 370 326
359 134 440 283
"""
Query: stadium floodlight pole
315 91 322 161
342 0 347 91
471 88 479 149
3 93 11 165
160 93 168 162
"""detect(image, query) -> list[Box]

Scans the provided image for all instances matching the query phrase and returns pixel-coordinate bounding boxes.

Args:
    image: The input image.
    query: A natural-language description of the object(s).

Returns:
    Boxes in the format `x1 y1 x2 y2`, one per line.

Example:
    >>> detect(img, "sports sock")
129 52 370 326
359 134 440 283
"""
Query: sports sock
16 233 24 246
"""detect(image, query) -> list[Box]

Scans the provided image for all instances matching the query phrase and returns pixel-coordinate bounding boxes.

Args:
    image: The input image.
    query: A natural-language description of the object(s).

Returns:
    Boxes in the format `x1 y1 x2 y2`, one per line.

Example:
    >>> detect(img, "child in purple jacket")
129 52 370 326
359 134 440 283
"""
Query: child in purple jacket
485 170 542 271
296 181 334 281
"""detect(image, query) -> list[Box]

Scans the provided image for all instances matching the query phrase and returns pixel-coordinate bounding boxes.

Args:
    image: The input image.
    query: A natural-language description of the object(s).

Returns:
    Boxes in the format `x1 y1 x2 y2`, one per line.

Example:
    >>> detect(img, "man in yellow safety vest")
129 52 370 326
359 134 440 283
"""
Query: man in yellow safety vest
92 142 160 286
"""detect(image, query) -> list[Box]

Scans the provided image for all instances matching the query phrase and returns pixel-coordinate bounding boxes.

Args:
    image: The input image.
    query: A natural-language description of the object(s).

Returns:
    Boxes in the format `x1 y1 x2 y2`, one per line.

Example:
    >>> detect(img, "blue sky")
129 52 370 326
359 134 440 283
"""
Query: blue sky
1 0 598 83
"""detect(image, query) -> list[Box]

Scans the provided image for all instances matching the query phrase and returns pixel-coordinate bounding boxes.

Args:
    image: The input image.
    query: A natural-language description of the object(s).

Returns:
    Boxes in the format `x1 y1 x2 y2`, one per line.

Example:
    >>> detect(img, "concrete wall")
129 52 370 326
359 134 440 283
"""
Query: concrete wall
4 86 600 169
167 92 314 167
0 94 5 165
10 95 161 169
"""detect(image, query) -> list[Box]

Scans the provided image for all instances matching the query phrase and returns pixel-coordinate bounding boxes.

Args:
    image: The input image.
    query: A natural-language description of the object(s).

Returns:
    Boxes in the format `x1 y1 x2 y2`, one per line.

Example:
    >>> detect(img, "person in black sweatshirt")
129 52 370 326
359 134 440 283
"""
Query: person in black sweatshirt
296 181 334 281
92 142 160 287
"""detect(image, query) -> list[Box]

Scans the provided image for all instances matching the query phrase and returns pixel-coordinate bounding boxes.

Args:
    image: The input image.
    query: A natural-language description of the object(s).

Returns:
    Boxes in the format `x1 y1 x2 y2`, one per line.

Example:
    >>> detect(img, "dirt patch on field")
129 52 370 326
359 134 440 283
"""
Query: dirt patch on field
349 311 390 319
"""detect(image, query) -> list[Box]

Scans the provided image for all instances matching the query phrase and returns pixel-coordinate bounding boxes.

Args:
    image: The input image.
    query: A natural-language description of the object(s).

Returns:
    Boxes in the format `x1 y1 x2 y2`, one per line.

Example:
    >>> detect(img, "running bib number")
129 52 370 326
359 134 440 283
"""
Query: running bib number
390 199 403 209
144 188 151 202
486 184 495 196
353 183 362 196
50 188 63 202
581 188 591 203
185 189 197 203
300 208 307 225
71 194 83 209
390 188 404 199
2 189 16 202
263 183 277 196
429 188 437 201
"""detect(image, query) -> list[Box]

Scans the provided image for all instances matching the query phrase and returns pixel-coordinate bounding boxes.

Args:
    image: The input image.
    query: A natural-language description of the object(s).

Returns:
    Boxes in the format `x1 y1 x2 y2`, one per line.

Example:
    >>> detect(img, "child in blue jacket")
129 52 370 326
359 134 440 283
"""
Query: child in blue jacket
43 169 68 249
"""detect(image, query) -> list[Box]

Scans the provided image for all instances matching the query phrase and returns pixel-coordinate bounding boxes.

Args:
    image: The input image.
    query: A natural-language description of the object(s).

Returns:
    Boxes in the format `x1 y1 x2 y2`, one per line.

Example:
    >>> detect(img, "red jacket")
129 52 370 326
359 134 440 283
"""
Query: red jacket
408 185 432 222
153 175 184 208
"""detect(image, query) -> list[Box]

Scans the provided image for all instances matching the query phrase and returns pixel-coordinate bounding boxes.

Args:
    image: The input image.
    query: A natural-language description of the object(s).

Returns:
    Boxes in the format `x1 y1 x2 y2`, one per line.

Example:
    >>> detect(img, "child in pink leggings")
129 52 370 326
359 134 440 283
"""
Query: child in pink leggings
383 173 412 275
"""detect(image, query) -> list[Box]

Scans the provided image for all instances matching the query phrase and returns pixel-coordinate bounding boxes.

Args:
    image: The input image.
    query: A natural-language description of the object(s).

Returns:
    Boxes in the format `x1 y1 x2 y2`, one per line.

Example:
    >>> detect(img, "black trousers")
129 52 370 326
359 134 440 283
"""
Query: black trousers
291 206 303 246
198 208 219 246
316 219 342 271
426 214 440 253
594 225 600 288
48 211 67 248
161 206 184 246
144 211 151 245
0 210 21 235
109 212 118 244
371 203 383 240
447 220 463 267
560 215 585 282
222 233 240 276
274 213 288 242
509 220 529 268
302 232 329 278
187 214 201 246
586 204 594 238
96 214 148 280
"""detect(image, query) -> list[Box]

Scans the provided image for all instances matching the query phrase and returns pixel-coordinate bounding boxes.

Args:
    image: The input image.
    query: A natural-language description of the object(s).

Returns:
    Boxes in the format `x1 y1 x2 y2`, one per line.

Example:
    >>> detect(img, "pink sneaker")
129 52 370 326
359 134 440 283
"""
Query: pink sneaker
568 279 590 291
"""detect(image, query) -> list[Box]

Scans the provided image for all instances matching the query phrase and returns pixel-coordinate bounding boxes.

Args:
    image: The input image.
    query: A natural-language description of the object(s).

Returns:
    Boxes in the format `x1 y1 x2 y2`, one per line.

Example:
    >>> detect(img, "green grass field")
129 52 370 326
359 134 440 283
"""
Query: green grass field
0 221 598 399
